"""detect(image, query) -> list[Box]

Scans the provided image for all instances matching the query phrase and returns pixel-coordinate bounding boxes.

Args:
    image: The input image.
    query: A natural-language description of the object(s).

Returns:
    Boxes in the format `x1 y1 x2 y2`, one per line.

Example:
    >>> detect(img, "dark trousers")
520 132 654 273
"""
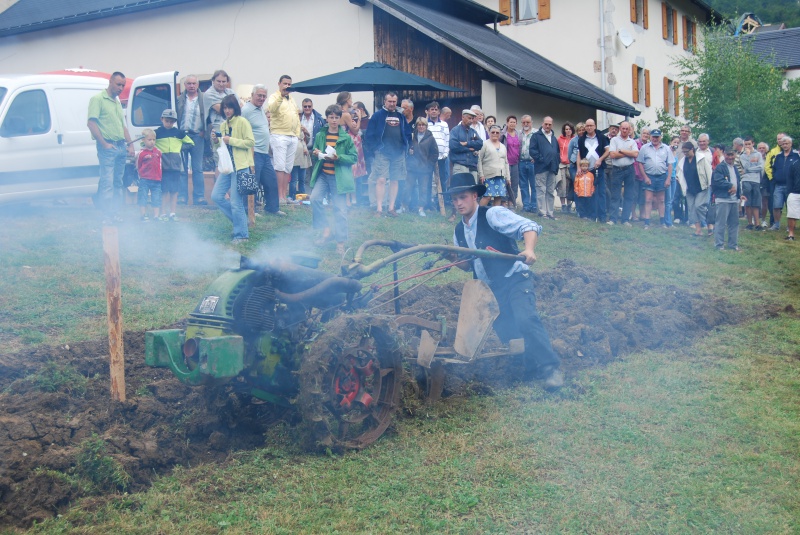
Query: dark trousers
518 160 536 212
406 169 430 212
491 271 560 376
575 196 594 218
180 131 205 202
592 166 607 222
609 165 635 222
290 166 306 198
255 152 280 213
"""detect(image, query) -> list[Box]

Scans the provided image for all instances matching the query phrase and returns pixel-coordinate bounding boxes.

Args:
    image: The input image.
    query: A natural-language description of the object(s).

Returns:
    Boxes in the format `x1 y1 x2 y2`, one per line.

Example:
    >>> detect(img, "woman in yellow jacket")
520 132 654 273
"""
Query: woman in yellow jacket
211 95 255 244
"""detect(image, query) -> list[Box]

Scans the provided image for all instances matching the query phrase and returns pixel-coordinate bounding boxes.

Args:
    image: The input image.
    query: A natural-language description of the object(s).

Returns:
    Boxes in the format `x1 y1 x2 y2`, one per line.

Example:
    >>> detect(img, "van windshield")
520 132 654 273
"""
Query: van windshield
0 88 6 106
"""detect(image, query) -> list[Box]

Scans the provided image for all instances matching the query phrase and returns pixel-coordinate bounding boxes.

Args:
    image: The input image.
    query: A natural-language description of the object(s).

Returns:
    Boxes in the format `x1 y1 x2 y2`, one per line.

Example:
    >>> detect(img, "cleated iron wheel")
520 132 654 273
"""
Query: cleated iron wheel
297 314 405 451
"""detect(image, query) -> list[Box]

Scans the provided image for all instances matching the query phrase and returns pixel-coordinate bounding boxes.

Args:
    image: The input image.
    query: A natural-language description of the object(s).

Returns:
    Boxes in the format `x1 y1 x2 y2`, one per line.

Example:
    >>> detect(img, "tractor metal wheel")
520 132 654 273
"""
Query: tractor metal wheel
297 314 405 451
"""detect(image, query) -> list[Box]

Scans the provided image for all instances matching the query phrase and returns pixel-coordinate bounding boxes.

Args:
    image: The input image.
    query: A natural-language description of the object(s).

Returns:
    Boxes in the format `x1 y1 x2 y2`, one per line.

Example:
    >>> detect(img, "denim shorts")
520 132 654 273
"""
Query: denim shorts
772 185 788 208
137 178 162 207
643 173 667 192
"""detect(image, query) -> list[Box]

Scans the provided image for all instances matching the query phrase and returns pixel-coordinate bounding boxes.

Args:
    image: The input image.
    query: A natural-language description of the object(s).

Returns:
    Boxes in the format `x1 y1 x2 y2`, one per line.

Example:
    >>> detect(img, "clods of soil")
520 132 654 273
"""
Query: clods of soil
0 259 742 528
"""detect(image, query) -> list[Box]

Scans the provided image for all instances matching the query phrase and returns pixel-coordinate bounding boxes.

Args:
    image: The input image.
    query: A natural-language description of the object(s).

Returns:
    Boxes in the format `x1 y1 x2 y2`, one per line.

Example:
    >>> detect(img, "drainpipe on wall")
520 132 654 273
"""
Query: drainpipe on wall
599 0 608 129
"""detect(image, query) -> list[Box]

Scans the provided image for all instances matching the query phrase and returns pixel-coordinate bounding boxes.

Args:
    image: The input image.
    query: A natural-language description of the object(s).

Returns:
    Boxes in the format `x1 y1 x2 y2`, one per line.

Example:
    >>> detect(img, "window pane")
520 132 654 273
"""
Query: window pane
517 0 537 21
131 84 171 127
1 89 51 137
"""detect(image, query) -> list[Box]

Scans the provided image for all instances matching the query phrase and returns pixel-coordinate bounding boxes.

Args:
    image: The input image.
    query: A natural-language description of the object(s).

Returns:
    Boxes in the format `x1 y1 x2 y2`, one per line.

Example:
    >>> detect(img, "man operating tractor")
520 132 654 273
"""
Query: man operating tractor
448 172 564 389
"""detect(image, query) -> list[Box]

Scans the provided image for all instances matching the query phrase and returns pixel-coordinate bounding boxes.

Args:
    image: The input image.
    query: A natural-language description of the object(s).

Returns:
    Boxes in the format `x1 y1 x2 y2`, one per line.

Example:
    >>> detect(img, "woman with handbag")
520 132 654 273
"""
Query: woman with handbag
211 95 255 244
310 105 358 255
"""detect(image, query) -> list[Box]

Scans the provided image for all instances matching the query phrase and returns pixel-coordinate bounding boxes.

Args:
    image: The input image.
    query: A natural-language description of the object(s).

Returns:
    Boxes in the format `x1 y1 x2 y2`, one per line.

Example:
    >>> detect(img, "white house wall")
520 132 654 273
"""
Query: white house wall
0 0 375 110
475 0 707 128
481 80 595 130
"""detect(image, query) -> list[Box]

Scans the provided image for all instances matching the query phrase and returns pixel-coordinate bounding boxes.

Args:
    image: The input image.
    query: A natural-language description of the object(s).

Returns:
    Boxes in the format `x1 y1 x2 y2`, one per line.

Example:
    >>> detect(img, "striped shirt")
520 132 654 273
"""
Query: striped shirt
323 131 338 175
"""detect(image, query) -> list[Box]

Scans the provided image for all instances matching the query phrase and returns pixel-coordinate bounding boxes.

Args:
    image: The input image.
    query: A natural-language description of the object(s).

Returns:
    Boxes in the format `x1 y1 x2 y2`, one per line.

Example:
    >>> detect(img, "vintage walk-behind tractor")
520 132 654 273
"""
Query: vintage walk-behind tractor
146 240 528 450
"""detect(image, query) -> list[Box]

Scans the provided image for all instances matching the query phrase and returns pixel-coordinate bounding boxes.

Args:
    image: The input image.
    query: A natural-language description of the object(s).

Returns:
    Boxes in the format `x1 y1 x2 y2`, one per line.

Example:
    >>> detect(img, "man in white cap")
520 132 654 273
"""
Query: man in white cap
449 109 483 179
448 172 563 389
470 105 487 140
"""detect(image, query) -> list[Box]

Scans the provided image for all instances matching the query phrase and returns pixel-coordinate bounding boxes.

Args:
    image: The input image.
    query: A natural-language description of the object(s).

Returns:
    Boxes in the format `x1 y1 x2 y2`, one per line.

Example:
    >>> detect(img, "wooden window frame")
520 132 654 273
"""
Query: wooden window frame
663 77 679 116
630 0 649 29
662 3 676 43
633 65 650 107
500 0 550 24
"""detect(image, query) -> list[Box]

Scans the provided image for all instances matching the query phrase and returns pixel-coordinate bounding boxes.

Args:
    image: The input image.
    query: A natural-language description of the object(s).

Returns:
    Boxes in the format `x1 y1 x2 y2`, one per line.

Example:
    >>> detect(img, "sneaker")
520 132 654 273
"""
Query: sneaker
673 218 681 224
322 198 329 206
158 214 170 222
785 236 795 241
545 214 558 220
169 214 179 222
194 198 208 206
418 208 426 217
231 237 249 244
177 198 188 205
770 223 780 231
623 221 633 227
661 223 668 229
544 369 564 390
397 206 406 214
140 215 150 223
716 246 724 251
643 224 650 230
606 220 615 225
761 220 768 228
745 224 754 230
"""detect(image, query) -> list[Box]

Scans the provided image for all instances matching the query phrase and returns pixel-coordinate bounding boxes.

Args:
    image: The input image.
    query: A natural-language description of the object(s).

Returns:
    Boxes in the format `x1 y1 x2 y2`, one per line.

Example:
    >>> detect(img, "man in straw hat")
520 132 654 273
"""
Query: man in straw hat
448 172 563 389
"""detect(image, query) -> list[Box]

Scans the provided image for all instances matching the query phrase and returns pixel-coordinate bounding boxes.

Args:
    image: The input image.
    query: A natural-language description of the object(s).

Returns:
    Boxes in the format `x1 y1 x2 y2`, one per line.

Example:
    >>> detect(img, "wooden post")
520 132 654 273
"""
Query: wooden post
102 226 126 402
248 195 255 227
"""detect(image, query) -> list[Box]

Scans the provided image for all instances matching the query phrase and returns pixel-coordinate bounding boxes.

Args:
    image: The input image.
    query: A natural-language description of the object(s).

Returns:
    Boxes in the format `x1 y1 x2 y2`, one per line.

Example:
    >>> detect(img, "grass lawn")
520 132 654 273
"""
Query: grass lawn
2 198 799 534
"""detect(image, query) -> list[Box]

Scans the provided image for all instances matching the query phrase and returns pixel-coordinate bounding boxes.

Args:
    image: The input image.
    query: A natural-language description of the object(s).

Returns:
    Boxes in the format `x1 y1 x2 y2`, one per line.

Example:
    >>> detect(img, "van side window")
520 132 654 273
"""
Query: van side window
0 89 51 137
131 84 171 126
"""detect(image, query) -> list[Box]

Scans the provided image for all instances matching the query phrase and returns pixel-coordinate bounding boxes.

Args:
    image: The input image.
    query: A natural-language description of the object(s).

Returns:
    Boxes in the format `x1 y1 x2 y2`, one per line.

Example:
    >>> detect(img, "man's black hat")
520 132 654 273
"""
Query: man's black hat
447 172 487 197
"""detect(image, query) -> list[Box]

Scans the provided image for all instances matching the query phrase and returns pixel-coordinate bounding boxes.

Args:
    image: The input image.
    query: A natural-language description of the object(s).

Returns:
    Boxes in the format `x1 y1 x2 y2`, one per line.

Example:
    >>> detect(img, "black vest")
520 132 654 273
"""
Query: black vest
455 206 519 283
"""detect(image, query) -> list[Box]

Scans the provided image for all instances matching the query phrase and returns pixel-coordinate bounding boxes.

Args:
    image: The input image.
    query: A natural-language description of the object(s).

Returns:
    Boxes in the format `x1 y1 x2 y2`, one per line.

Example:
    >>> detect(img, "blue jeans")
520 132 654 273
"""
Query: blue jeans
290 166 306 199
180 132 205 202
664 176 678 226
255 152 280 213
311 174 348 243
518 160 536 212
592 166 607 221
96 141 126 218
609 165 635 223
212 171 248 239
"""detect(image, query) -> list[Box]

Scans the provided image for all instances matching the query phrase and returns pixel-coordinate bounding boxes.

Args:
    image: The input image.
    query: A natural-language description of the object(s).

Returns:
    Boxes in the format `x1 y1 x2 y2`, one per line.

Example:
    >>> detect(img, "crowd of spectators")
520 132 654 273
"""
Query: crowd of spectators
104 70 800 251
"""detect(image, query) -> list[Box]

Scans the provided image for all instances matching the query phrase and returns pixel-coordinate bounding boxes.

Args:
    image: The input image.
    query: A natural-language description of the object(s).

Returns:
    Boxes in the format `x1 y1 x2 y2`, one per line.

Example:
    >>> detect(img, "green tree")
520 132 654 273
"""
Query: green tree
675 25 786 144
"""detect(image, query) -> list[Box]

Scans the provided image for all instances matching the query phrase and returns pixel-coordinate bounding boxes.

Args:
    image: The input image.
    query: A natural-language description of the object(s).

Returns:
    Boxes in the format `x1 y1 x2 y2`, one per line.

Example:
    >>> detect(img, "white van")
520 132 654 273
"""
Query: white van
0 74 110 205
126 71 179 143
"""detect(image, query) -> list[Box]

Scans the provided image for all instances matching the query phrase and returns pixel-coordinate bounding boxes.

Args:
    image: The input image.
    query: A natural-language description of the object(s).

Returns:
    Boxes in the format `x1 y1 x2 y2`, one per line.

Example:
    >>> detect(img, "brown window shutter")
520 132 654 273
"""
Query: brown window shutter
662 3 668 40
692 23 697 52
645 69 651 107
499 0 511 25
672 10 678 44
643 0 649 29
663 77 669 109
538 0 550 20
683 16 688 49
630 0 637 23
674 82 680 116
632 65 639 103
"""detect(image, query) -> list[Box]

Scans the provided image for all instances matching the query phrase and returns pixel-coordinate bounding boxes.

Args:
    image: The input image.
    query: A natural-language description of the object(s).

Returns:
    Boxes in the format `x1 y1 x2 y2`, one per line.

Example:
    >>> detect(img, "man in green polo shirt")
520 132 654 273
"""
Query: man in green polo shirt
87 72 133 223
